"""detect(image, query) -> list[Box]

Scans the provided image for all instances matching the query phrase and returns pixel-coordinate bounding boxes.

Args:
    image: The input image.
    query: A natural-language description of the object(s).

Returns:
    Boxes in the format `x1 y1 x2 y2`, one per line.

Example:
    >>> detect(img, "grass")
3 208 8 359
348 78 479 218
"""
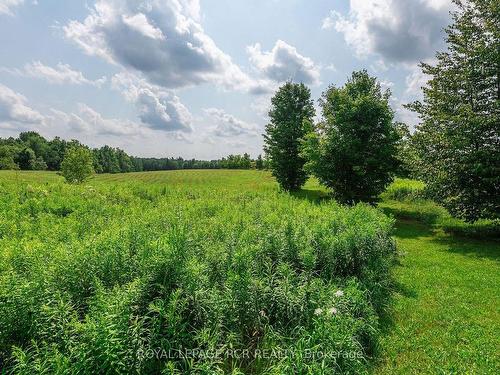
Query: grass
0 169 395 374
380 178 499 240
374 221 500 374
376 179 500 374
0 170 498 374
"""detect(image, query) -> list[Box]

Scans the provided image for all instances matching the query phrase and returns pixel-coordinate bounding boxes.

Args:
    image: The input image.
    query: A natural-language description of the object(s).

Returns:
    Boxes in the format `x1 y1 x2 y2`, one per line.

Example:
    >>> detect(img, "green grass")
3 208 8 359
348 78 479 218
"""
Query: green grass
376 179 500 374
374 221 500 374
380 178 499 240
0 170 498 374
0 170 395 374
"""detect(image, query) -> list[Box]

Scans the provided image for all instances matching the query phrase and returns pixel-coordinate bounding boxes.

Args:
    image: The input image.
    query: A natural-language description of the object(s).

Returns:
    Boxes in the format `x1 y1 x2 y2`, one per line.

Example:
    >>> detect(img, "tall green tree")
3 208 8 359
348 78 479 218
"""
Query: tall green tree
255 154 264 170
264 82 315 191
302 70 400 203
408 0 499 221
61 146 94 183
15 148 36 170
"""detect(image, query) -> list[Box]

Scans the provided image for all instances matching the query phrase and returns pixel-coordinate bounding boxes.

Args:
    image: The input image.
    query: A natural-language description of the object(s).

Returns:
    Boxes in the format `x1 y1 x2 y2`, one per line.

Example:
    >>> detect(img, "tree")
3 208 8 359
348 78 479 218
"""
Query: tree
394 122 420 178
31 156 47 171
15 148 36 170
255 154 264 170
264 82 315 191
408 0 499 221
61 146 94 183
94 145 120 173
302 70 400 203
0 145 20 170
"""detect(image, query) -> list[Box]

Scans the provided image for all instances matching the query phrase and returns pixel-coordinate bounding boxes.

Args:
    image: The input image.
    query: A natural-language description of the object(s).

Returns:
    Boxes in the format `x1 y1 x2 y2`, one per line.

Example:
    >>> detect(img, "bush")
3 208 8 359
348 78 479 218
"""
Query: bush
302 70 400 203
60 146 94 184
0 175 396 374
381 178 425 201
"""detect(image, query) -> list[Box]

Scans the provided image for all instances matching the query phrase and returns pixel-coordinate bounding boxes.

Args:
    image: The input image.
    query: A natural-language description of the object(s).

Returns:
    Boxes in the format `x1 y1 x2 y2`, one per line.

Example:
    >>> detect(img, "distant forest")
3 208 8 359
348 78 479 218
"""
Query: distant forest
0 132 265 173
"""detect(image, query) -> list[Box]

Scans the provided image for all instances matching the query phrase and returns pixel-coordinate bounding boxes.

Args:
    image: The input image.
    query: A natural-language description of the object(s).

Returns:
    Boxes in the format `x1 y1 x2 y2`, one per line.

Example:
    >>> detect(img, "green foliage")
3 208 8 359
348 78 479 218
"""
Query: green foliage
0 170 396 374
60 147 94 184
219 153 252 169
264 82 315 191
15 148 36 170
0 146 20 170
302 70 400 203
255 154 264 170
381 179 499 239
408 0 500 222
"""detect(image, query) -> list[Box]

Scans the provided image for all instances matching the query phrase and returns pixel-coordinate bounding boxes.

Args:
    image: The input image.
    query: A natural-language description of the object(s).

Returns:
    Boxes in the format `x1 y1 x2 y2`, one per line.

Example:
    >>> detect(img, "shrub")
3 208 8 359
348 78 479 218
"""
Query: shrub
302 70 400 203
60 146 94 184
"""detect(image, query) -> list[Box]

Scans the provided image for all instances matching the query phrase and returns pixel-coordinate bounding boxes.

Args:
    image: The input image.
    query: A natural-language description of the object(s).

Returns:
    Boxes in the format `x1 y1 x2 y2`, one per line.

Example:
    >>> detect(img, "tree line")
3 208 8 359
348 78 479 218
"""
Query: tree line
0 132 266 173
264 0 498 222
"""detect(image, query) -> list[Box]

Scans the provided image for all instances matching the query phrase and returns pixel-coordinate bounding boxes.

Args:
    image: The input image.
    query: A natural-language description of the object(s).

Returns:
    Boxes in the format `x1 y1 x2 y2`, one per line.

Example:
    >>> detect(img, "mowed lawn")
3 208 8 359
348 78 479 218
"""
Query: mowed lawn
373 220 499 374
1 169 498 373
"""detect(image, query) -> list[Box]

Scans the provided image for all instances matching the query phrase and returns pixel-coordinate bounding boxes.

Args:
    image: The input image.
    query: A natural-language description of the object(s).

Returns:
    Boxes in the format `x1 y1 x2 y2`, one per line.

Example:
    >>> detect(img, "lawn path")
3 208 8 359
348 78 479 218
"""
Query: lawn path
374 220 500 374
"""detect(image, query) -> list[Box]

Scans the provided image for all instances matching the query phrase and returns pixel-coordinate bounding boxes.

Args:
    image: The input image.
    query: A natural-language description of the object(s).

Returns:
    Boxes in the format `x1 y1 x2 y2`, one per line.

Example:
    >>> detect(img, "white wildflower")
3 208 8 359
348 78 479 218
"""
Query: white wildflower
314 308 323 316
328 307 338 315
335 290 344 297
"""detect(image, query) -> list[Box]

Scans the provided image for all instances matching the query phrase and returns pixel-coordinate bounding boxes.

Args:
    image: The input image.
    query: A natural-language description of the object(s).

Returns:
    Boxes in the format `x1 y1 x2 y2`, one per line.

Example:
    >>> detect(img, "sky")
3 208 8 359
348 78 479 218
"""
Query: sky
0 0 453 159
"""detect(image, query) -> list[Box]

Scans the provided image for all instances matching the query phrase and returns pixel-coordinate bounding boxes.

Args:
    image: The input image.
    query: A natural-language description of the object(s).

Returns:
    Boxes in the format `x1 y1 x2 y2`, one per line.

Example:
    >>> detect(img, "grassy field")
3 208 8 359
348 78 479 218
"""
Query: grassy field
0 170 498 374
0 169 395 374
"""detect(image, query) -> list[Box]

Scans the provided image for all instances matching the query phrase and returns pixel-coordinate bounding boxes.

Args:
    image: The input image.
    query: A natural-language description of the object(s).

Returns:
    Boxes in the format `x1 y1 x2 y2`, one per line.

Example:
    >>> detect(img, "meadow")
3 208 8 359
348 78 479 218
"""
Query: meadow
0 170 395 374
0 170 498 374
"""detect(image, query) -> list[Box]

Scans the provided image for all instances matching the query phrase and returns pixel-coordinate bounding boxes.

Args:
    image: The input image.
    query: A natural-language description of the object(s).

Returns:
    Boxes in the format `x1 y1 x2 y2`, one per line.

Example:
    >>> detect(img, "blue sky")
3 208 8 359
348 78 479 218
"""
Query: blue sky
0 0 452 158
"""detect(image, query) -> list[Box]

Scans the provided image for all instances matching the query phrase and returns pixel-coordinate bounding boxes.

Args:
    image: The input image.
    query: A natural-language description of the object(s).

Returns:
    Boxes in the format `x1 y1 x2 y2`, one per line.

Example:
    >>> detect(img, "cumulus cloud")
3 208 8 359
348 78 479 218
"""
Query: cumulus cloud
2 61 107 87
47 104 143 136
64 0 260 92
247 40 321 85
112 72 193 133
204 108 259 137
0 83 44 126
0 0 24 16
324 0 452 64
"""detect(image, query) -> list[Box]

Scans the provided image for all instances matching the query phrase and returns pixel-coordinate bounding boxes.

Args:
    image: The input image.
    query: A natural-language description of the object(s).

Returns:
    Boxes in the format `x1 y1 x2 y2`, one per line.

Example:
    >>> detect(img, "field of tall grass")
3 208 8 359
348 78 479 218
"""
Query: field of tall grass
0 170 396 374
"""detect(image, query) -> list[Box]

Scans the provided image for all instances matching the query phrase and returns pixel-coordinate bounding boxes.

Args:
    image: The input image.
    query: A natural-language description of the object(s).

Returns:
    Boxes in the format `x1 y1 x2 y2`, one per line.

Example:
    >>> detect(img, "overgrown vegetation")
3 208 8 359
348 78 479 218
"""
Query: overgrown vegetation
380 179 499 239
0 170 396 374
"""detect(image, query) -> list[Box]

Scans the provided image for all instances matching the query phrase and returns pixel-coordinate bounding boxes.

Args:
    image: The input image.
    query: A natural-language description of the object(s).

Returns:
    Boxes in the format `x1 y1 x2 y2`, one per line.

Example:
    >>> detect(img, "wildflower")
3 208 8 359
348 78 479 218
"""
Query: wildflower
328 307 338 315
314 308 323 316
334 290 344 297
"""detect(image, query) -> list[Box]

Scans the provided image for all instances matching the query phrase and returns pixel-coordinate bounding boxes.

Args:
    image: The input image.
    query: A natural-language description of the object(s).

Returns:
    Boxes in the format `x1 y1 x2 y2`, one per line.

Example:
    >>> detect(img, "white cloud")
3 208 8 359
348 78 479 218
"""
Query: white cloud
122 13 165 40
203 108 259 137
111 72 193 133
0 83 44 126
247 40 321 85
326 0 452 64
64 0 260 92
47 104 143 137
2 61 107 87
0 0 24 16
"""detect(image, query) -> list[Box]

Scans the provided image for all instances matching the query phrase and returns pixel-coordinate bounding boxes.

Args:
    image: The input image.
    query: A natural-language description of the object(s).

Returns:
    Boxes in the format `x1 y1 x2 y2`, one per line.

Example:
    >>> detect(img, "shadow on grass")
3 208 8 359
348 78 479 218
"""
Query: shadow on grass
389 217 435 240
289 188 332 203
379 205 440 226
430 234 500 261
